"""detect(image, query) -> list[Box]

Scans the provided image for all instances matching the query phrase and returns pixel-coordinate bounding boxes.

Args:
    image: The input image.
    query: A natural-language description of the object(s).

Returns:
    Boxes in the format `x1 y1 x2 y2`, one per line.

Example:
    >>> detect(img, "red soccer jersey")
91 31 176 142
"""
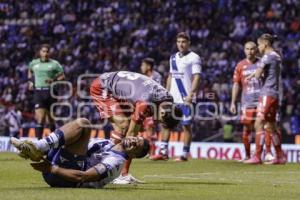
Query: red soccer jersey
233 59 260 108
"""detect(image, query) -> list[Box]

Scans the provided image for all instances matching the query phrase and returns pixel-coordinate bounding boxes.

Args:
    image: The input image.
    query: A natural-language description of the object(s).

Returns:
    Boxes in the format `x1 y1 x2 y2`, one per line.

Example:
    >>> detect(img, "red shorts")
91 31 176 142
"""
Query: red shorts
90 78 130 118
257 96 278 122
240 108 256 125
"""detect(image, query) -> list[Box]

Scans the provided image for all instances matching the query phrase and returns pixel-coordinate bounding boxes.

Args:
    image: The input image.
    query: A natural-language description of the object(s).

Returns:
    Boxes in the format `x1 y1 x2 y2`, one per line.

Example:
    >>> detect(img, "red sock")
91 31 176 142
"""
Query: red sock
242 130 251 158
255 131 265 159
121 158 132 176
149 139 156 156
271 131 283 158
265 130 272 154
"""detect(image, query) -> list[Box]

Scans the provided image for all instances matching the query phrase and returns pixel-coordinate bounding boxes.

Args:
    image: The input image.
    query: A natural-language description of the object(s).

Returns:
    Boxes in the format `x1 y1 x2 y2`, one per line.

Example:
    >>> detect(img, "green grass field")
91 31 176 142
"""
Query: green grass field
0 152 300 200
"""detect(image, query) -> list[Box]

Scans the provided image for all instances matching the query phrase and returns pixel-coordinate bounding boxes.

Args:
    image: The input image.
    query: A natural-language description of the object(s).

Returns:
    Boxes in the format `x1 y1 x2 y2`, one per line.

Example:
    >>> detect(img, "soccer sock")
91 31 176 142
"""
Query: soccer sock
121 158 132 176
35 129 65 152
271 131 283 158
265 130 272 154
242 130 251 158
149 138 156 156
254 131 265 159
159 140 168 155
182 145 190 158
35 124 44 139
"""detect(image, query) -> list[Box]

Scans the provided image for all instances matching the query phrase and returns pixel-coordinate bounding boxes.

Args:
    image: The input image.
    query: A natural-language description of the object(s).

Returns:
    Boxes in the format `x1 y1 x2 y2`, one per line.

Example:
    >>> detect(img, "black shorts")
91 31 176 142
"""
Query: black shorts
43 148 87 188
34 89 56 110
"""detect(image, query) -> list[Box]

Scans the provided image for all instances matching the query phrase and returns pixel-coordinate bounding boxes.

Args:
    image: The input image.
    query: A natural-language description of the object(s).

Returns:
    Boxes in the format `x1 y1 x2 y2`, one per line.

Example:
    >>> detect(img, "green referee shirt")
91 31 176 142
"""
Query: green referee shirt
28 59 64 88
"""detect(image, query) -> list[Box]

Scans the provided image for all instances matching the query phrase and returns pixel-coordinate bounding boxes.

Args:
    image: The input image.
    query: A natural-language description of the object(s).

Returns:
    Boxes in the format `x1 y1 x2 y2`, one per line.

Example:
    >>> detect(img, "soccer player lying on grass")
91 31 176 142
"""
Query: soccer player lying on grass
10 118 150 188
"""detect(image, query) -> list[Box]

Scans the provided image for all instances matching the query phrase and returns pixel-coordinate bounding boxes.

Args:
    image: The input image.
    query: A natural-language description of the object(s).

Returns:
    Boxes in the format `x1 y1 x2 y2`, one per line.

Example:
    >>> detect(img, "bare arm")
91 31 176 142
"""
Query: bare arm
166 74 172 91
126 119 141 137
230 83 240 114
55 72 65 81
255 67 264 79
51 165 99 183
186 74 201 103
31 161 100 183
28 69 34 90
45 72 65 84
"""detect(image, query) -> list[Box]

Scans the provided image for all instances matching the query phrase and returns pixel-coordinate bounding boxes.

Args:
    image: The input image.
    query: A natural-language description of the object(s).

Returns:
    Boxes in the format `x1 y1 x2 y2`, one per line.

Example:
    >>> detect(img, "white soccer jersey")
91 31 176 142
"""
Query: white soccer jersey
169 51 201 103
82 139 126 188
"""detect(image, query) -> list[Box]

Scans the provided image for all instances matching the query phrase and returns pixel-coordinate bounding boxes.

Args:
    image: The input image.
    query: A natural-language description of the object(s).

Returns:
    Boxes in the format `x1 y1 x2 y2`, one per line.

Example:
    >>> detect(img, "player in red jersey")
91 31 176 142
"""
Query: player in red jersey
245 34 286 165
90 71 181 183
230 41 273 161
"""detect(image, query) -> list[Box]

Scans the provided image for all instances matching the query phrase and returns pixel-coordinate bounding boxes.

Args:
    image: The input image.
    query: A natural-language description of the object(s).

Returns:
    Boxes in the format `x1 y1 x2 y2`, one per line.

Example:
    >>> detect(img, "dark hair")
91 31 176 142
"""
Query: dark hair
135 139 150 158
176 32 190 41
39 43 51 51
258 33 278 46
142 57 155 69
161 104 182 129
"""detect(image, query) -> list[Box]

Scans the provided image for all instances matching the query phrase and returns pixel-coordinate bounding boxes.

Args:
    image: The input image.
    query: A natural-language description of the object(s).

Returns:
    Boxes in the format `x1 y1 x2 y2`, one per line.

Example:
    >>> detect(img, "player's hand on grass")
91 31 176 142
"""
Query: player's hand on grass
30 160 52 173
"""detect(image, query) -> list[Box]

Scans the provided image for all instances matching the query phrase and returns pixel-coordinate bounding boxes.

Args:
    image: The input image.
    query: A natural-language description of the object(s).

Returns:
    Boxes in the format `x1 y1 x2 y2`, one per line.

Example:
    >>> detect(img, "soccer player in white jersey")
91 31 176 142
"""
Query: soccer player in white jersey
11 118 149 188
151 32 201 161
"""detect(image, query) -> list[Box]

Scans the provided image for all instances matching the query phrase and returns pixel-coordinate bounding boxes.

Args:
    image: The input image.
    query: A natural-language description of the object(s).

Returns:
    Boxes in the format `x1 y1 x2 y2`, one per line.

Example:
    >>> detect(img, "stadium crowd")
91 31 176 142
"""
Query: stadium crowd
0 0 299 141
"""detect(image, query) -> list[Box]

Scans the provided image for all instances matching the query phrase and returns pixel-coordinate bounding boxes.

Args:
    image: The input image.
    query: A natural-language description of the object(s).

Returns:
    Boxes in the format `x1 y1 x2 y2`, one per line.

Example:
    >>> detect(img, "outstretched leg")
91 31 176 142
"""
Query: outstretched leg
11 118 91 161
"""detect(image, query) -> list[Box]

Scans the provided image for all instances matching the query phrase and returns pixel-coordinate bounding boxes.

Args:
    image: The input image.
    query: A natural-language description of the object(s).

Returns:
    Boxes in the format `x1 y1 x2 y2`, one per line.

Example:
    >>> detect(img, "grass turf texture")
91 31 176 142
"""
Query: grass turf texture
0 152 299 200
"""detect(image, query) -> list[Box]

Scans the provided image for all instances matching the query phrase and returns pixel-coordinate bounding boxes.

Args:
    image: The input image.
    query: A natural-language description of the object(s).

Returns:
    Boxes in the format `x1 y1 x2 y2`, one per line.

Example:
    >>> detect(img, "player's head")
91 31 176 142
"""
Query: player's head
257 33 276 54
39 44 50 61
244 41 257 60
122 136 150 158
141 57 155 74
158 102 182 129
176 32 190 53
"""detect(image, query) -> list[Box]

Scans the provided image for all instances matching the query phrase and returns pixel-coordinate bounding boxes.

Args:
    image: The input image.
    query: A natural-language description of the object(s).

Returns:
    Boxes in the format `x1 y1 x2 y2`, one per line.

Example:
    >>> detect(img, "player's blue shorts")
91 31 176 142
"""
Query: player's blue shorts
176 104 194 126
42 148 87 188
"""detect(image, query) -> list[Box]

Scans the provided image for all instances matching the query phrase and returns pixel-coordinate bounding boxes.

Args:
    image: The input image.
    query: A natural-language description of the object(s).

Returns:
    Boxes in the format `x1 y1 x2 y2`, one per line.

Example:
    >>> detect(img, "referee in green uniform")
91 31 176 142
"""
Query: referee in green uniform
28 44 65 139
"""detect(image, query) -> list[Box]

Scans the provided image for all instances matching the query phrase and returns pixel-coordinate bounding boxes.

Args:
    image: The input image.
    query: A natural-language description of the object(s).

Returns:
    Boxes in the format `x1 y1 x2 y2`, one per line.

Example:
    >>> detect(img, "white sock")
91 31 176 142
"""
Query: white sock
159 141 168 155
35 132 60 152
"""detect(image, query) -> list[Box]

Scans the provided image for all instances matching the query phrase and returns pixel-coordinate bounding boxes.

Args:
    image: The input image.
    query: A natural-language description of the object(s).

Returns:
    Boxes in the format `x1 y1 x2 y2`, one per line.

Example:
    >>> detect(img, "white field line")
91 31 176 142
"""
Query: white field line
143 172 300 185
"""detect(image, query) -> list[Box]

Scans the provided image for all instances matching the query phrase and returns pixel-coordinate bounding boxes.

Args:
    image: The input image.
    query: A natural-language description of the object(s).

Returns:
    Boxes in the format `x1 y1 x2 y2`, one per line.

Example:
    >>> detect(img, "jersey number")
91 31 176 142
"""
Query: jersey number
117 71 141 80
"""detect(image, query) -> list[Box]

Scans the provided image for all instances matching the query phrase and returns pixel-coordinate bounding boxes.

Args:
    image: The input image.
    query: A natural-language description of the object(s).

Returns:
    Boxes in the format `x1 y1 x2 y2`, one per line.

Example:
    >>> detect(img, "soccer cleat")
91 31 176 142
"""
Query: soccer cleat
243 155 262 164
111 174 145 185
149 154 168 161
264 156 287 165
10 137 43 162
237 156 250 163
174 156 188 162
264 153 275 162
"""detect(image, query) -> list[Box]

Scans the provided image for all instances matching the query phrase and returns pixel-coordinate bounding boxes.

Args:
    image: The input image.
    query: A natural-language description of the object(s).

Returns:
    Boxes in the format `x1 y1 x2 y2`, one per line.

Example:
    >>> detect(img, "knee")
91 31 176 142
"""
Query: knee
254 120 263 131
76 118 91 127
265 123 275 133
